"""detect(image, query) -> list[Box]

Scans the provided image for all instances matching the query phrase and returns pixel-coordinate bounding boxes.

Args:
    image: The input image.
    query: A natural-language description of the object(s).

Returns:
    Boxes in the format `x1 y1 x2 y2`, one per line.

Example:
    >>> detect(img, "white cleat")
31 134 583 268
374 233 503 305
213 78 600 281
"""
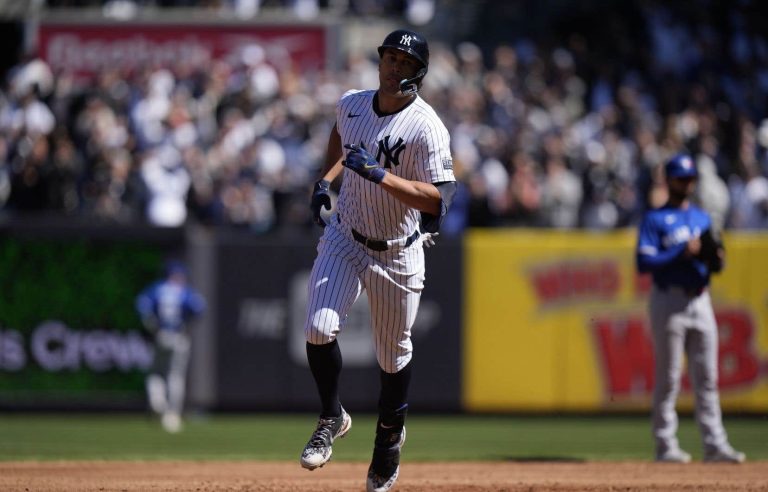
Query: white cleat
300 407 352 470
366 427 406 492
161 412 182 434
704 446 746 463
655 448 692 463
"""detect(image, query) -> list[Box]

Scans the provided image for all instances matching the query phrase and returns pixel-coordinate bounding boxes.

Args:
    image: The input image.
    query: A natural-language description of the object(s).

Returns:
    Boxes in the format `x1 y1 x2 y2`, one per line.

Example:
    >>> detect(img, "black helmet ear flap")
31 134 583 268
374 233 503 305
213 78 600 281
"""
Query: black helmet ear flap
399 67 428 95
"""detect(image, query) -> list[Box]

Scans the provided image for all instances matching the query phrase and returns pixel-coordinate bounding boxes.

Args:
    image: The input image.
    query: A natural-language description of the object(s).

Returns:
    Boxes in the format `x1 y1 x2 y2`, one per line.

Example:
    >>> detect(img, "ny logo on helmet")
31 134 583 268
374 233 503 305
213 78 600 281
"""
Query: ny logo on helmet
400 34 413 46
376 136 406 168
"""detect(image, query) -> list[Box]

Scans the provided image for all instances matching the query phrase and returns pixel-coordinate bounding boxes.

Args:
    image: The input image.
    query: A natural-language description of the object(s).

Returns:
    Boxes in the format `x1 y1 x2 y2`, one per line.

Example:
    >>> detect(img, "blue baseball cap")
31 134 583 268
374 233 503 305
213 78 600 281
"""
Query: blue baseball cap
665 153 697 179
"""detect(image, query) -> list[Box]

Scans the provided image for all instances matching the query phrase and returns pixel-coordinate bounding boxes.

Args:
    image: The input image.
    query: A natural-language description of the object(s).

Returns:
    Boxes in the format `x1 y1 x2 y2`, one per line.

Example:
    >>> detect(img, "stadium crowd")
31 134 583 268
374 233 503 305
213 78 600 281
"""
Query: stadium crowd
1 1 767 235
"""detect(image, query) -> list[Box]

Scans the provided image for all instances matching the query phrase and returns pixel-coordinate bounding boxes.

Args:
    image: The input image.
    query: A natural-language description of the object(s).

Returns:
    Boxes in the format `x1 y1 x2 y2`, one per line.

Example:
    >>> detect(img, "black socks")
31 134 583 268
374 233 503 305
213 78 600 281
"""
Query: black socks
306 340 342 417
307 342 413 425
376 360 412 445
379 360 412 412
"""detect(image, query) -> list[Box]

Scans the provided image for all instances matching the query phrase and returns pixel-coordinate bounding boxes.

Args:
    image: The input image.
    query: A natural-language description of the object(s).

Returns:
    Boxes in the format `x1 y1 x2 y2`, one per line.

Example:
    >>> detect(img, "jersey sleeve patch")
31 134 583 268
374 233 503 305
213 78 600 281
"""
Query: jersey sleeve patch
442 157 453 170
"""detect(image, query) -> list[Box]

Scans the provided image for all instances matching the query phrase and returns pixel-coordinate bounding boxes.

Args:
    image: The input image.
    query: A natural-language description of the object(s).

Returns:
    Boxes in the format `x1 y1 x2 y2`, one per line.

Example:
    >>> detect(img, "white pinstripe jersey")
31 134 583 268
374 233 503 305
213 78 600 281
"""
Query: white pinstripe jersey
336 89 455 240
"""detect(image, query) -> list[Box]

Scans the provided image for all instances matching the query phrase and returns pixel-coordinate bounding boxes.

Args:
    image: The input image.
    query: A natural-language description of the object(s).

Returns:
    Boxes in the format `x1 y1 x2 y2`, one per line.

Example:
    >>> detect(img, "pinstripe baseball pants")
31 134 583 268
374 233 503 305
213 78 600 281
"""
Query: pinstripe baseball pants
304 215 425 373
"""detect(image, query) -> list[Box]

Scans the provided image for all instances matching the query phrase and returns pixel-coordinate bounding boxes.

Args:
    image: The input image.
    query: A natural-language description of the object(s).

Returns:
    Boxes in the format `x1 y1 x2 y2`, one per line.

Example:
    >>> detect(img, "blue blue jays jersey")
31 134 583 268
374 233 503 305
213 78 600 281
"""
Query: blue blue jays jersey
135 280 206 332
636 204 713 290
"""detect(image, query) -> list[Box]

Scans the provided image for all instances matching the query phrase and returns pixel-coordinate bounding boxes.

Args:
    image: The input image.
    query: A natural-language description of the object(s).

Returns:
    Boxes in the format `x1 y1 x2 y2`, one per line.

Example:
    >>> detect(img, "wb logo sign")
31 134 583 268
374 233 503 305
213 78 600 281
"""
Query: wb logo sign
400 34 413 46
376 136 406 168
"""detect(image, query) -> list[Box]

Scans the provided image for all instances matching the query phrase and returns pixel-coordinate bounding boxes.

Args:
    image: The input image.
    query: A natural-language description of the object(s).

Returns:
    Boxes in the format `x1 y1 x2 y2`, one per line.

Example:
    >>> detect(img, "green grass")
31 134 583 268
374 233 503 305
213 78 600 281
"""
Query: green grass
1 413 766 462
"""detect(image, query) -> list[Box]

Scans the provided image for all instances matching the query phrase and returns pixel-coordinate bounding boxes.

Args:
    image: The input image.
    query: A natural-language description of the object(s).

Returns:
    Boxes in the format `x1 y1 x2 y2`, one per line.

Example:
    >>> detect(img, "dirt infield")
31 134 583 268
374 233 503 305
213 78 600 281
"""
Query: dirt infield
1 461 766 491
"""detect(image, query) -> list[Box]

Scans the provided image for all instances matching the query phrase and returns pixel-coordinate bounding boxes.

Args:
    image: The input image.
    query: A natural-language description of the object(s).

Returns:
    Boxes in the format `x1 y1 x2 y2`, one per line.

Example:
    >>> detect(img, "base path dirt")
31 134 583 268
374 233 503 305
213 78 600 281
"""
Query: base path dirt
1 461 766 491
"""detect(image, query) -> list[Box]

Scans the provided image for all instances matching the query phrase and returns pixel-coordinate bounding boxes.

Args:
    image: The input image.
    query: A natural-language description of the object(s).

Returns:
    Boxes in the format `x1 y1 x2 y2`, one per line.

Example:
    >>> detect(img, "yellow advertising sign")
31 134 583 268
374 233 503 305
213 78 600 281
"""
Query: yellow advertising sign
464 229 768 412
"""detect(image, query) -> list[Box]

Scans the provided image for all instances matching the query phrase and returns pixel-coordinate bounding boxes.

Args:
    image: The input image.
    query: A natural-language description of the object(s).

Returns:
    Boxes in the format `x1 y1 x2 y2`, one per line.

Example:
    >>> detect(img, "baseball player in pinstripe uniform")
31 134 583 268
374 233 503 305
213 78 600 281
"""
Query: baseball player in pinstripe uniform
299 29 456 491
636 154 745 463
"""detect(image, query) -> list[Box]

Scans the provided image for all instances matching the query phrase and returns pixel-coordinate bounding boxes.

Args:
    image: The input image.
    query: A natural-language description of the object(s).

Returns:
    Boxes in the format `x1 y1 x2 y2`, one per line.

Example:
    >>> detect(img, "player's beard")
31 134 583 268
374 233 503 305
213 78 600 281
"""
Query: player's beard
668 188 688 202
382 77 406 97
666 177 696 206
667 184 695 206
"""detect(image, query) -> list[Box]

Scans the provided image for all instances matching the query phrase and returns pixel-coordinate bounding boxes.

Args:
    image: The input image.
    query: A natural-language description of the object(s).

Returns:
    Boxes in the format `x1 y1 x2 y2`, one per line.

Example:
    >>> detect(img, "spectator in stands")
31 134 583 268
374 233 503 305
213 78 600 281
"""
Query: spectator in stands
540 155 583 228
1 0 767 232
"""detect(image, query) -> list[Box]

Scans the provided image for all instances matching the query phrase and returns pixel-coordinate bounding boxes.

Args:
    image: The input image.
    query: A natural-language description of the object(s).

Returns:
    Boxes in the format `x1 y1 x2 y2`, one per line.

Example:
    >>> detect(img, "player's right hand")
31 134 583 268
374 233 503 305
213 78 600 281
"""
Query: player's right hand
343 143 386 184
684 237 702 257
310 179 332 227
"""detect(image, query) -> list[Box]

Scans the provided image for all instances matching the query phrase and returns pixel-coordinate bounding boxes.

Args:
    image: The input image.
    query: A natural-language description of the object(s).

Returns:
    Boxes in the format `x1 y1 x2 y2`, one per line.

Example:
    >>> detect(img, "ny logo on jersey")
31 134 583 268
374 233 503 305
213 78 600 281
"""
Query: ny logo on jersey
376 136 406 168
400 34 413 46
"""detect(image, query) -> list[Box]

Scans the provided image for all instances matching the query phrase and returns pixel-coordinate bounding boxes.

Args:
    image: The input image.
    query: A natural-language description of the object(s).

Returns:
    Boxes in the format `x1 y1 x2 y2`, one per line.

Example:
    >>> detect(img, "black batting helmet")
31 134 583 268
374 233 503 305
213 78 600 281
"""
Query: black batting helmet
377 29 429 69
377 29 429 94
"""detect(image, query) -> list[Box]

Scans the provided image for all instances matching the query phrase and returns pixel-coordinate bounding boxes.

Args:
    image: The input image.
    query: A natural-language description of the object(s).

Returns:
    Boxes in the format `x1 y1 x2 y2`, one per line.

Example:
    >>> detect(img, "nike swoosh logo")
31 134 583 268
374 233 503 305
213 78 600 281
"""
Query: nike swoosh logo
347 112 361 118
363 163 379 169
379 423 396 429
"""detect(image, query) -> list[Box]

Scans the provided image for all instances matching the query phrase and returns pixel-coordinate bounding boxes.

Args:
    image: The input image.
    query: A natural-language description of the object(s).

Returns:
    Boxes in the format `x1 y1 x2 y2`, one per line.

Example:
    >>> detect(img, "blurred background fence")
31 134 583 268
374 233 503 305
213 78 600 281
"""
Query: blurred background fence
0 0 766 414
1 221 766 414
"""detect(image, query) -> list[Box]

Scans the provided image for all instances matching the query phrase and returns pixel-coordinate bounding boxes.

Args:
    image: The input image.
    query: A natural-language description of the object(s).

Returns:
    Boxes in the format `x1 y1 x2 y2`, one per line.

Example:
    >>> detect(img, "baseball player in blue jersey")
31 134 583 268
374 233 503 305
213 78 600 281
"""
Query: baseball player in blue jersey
135 260 206 433
300 29 456 491
636 154 745 463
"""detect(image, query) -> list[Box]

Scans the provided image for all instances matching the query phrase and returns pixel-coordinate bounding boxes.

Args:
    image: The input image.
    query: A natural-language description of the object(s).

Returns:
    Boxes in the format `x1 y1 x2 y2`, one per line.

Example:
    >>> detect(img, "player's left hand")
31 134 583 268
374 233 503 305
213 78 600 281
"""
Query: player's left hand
422 232 439 248
697 228 725 272
310 179 332 227
343 143 386 184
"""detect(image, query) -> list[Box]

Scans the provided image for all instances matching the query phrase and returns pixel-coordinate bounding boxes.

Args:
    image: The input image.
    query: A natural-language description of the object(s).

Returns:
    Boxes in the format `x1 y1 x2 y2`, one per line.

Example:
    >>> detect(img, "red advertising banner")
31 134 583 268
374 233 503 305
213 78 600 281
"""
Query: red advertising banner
37 23 329 78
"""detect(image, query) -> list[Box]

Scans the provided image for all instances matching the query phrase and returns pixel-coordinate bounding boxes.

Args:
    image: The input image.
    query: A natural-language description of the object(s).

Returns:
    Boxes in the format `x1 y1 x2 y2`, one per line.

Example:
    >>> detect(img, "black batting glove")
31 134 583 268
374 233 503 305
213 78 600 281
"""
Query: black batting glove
343 143 386 184
310 179 332 227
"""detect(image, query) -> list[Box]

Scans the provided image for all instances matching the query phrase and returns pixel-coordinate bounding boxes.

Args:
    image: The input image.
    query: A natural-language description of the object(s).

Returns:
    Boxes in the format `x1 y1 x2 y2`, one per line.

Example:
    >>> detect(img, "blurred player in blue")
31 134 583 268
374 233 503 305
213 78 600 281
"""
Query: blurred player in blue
636 153 745 463
135 260 206 433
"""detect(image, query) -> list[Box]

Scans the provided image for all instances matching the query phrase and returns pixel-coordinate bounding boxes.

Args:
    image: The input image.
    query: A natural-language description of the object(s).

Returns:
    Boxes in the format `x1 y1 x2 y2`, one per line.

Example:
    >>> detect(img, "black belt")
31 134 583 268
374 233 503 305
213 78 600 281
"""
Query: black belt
656 284 707 297
351 228 420 251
